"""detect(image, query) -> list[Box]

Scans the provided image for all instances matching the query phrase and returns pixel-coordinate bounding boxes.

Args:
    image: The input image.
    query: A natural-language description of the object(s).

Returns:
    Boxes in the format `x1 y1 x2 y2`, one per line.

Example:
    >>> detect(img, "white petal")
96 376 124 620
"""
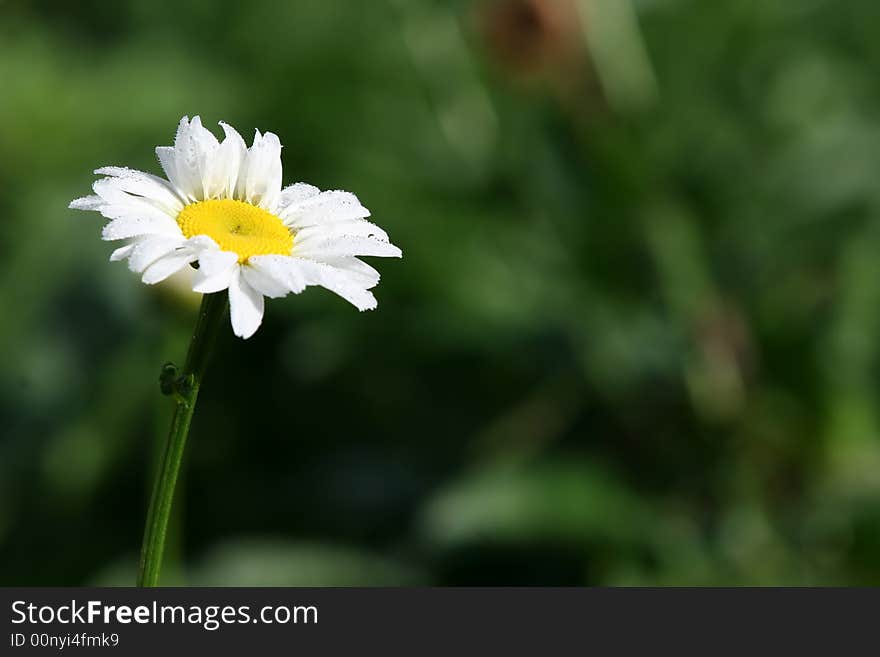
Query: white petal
234 129 258 201
94 167 184 213
92 178 182 232
293 259 379 311
141 250 197 285
248 255 307 294
167 117 203 198
277 182 320 212
182 234 222 254
193 269 237 294
91 178 174 211
133 234 215 282
69 195 103 211
188 117 221 196
128 236 185 273
294 236 402 259
213 122 248 199
157 116 220 202
280 190 370 228
192 250 239 293
183 116 221 201
294 219 389 245
243 131 283 210
199 127 236 199
228 269 265 339
316 256 381 288
101 214 181 241
97 203 176 225
109 243 136 262
243 260 292 298
156 146 184 197
198 249 239 276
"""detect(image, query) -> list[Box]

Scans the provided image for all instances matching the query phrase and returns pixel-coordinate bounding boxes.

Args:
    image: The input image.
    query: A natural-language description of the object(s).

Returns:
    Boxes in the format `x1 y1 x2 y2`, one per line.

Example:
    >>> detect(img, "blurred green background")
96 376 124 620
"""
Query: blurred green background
2 0 880 586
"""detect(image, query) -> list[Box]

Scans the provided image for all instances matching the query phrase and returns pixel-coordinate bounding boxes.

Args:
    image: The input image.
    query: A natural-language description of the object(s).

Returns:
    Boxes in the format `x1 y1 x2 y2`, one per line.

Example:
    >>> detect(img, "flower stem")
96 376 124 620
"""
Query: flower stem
137 292 227 587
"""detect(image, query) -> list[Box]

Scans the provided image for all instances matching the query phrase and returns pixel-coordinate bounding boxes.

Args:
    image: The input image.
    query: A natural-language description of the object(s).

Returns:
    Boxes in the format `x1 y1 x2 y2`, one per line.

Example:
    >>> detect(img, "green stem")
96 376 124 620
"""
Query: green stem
137 292 227 587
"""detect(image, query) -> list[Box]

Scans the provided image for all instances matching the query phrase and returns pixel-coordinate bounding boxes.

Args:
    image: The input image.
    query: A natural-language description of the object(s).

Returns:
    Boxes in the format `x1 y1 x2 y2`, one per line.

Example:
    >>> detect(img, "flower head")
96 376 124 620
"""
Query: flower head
70 116 401 338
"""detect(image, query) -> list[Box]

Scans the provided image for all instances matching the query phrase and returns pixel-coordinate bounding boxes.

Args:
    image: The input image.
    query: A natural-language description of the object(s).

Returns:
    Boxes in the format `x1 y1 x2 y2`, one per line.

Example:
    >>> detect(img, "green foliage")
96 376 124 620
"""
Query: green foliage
1 0 880 585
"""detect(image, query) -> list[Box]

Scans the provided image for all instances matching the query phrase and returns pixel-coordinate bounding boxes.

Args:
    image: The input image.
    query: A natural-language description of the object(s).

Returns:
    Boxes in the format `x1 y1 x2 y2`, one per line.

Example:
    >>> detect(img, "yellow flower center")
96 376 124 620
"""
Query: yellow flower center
176 199 293 264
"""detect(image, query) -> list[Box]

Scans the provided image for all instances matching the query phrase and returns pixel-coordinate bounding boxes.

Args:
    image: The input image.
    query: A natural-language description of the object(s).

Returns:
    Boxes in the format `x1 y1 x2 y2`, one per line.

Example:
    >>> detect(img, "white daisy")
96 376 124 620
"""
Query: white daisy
70 116 402 338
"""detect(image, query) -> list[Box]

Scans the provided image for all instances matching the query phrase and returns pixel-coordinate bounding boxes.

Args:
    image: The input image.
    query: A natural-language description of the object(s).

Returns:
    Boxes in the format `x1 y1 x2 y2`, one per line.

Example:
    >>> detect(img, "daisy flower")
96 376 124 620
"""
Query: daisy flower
70 116 401 338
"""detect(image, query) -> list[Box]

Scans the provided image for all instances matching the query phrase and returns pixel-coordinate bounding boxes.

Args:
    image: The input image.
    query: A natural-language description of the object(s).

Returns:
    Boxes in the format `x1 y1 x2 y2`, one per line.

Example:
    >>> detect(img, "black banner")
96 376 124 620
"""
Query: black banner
1 588 875 654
